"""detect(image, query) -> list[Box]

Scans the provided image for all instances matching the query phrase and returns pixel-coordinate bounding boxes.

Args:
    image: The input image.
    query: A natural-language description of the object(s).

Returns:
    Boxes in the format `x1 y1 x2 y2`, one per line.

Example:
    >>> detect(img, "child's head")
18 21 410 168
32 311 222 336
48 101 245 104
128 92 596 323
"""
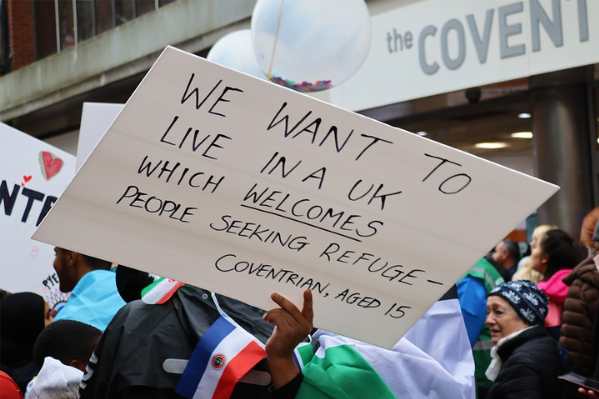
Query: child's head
33 320 101 372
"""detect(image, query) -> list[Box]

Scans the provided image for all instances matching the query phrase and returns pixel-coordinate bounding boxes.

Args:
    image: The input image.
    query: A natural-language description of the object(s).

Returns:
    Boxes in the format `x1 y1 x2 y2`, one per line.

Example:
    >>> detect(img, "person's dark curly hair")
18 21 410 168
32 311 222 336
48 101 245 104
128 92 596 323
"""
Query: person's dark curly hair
33 320 101 369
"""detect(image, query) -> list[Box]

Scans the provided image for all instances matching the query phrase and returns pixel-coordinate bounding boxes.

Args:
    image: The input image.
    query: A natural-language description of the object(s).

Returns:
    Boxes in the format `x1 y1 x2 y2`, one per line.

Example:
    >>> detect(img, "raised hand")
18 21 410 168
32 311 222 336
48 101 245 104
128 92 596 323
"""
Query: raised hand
263 289 313 388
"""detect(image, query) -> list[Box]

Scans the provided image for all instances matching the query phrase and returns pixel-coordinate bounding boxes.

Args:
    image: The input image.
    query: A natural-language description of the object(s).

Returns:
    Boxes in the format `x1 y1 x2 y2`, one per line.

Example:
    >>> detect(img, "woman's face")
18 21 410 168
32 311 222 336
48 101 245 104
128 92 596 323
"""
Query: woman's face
530 235 540 251
43 301 54 327
486 296 530 343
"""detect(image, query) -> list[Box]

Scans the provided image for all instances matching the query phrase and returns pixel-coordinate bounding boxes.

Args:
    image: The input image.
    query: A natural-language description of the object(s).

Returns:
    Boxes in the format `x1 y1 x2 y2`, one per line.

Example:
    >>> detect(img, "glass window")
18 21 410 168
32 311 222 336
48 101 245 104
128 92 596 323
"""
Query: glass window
26 0 178 59
95 0 114 35
34 0 58 59
115 0 134 26
135 0 155 17
76 0 94 43
58 0 75 50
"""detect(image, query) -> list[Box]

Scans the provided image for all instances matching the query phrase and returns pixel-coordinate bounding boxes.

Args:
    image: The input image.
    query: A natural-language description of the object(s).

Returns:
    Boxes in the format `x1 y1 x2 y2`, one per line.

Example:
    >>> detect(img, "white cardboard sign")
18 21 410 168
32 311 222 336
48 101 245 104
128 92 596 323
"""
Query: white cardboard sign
33 46 558 348
1 122 76 308
76 103 123 172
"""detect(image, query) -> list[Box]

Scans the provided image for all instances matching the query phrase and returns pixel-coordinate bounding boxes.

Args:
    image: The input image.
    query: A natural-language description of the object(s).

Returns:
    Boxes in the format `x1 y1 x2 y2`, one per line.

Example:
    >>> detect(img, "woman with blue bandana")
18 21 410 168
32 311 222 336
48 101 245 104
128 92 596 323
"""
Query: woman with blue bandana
484 280 572 399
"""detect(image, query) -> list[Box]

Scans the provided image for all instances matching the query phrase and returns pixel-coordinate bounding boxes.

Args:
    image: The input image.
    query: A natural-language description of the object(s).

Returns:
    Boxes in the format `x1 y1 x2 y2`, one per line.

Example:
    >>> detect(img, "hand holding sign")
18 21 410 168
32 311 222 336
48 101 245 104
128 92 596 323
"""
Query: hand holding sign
264 289 313 358
33 46 558 348
264 289 313 389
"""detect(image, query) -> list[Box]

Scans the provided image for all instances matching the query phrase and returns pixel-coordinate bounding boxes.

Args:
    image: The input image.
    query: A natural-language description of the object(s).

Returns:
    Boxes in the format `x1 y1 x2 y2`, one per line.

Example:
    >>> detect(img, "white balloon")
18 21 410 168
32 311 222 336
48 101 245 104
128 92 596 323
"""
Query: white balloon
207 29 266 79
251 0 371 92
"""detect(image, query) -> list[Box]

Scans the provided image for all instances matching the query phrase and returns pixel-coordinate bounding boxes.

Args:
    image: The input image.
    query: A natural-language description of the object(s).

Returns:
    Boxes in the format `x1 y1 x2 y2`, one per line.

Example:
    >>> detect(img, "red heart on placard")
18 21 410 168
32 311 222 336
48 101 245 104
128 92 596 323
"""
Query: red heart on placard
23 175 32 183
39 151 64 181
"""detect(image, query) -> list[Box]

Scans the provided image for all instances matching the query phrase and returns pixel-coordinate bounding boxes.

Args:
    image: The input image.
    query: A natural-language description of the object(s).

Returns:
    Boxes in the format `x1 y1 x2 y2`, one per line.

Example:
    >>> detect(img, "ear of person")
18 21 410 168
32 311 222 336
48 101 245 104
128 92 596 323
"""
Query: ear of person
65 250 77 266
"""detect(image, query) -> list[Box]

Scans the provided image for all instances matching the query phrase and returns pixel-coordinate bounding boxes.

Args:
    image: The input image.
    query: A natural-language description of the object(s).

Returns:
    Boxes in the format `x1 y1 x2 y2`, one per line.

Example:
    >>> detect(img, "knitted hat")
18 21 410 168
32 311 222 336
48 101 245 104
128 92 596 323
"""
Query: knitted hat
488 280 549 326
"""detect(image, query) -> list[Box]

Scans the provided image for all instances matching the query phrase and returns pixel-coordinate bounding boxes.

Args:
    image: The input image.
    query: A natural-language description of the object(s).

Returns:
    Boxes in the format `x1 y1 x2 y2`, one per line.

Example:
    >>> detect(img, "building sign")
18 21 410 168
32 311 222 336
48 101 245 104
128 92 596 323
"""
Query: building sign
33 46 558 348
330 0 599 111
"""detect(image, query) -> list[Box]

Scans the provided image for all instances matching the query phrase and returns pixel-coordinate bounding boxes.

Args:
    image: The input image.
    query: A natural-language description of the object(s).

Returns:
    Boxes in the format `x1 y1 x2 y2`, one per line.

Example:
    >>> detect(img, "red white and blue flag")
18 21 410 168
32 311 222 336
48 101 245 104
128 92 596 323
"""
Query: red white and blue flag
175 316 266 399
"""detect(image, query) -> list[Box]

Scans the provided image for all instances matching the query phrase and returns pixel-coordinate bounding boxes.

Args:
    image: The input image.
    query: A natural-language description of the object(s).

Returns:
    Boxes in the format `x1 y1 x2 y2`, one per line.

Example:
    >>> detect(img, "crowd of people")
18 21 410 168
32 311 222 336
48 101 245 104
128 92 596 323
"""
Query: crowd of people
458 207 599 399
1 206 599 398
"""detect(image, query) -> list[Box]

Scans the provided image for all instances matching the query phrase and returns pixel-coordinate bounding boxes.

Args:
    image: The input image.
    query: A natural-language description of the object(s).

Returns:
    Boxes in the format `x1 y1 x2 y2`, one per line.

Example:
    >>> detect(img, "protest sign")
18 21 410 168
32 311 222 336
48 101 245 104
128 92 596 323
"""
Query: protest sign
33 46 558 348
1 123 76 309
77 103 123 171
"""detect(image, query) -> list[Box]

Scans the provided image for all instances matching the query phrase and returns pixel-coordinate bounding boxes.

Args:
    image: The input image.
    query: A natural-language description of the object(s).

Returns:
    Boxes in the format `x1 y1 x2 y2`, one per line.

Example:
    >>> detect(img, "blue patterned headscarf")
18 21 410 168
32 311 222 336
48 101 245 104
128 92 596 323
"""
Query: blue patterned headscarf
488 280 549 326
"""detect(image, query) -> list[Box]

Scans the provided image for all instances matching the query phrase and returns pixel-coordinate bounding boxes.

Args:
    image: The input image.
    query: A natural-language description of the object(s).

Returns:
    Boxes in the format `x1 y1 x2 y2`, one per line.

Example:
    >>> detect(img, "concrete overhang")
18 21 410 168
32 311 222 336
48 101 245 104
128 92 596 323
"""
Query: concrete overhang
0 0 256 133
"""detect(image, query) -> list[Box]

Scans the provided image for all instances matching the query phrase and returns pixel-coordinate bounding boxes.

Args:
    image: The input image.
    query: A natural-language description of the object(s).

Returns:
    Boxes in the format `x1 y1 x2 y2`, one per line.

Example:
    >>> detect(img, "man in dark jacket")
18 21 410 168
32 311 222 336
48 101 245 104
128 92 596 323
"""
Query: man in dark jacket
78 284 306 399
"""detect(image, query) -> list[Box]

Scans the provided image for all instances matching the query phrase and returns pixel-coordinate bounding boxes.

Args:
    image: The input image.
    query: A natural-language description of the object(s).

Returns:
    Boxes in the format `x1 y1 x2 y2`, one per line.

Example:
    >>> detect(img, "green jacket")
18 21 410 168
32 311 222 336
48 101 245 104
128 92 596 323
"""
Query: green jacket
463 257 505 391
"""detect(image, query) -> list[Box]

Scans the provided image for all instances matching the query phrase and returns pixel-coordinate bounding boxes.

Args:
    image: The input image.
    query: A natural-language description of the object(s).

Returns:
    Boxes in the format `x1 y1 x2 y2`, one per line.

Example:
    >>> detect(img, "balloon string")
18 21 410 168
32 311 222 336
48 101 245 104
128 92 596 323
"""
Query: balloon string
268 0 285 78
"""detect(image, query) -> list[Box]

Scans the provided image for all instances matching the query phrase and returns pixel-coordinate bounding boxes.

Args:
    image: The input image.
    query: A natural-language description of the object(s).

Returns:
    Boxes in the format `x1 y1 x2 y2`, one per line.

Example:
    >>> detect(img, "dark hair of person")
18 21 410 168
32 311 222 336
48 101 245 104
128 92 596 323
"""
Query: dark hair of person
0 292 46 368
540 229 577 280
33 320 101 369
116 265 155 303
81 254 112 271
502 238 521 263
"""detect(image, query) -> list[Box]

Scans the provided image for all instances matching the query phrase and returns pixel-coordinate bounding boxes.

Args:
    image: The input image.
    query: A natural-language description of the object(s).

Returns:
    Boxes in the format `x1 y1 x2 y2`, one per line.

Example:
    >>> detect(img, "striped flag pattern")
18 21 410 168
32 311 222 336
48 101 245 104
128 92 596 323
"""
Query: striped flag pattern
141 277 185 305
175 316 266 399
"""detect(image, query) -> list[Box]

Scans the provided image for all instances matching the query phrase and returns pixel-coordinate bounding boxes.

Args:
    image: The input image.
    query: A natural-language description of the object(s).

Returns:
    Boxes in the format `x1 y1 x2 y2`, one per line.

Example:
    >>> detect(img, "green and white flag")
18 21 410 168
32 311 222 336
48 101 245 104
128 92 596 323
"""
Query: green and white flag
295 297 475 399
296 338 396 399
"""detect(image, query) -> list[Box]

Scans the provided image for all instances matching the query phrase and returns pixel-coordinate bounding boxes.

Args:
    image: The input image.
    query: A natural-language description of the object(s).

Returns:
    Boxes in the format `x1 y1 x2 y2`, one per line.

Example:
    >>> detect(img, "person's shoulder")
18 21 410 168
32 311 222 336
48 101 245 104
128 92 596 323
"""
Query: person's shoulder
568 257 599 286
510 329 563 361
100 298 178 348
111 298 174 326
504 339 567 393
457 275 486 291
76 269 117 289
87 269 117 280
